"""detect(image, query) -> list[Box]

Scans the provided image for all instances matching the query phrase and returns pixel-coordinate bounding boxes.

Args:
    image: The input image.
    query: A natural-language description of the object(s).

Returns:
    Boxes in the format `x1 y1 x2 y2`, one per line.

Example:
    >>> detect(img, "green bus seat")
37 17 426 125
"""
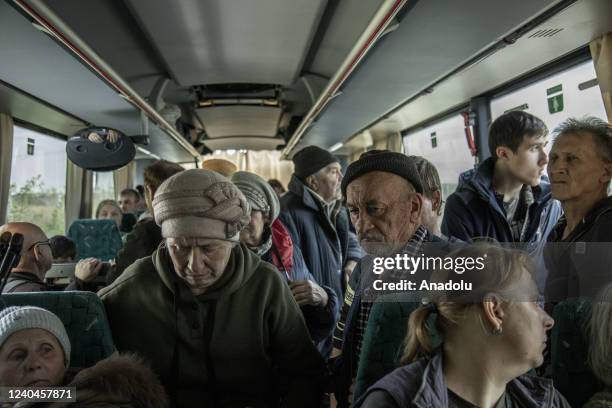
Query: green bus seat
67 219 123 261
0 291 116 369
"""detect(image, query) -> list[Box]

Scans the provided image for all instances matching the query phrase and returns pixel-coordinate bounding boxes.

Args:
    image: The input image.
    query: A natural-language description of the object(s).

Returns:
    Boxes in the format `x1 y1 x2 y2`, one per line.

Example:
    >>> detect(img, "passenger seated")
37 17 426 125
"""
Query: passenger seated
99 169 325 407
545 117 612 301
358 244 570 408
117 188 140 216
0 222 102 293
584 283 612 408
95 200 122 229
231 171 339 352
49 235 76 263
0 306 168 407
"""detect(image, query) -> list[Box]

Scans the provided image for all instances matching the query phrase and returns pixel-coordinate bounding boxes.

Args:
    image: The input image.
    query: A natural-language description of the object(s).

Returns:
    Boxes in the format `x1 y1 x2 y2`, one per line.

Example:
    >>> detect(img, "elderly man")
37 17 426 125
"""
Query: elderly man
545 117 612 301
279 146 362 310
106 160 184 284
0 222 98 293
99 169 325 408
231 171 339 353
330 150 450 407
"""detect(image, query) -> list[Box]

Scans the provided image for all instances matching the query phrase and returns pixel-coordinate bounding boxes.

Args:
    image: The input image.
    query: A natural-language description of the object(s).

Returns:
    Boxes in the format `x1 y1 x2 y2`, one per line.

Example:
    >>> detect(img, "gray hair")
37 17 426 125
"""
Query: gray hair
589 283 612 386
553 116 612 163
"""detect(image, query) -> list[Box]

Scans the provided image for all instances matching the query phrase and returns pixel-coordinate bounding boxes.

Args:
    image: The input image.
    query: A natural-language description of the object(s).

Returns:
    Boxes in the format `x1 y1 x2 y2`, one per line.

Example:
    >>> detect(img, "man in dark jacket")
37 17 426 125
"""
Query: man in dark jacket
232 171 339 354
107 160 183 284
442 111 562 291
545 117 612 301
100 169 325 408
279 146 362 356
331 150 449 407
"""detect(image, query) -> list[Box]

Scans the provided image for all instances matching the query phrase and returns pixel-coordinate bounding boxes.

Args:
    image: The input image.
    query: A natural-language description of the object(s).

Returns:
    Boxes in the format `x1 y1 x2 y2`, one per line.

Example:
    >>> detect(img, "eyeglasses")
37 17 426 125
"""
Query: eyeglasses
28 239 51 252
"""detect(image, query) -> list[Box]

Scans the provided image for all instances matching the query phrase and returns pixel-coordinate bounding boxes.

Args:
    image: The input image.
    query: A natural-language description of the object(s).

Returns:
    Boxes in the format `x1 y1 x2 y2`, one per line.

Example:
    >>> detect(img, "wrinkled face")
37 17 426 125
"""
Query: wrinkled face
309 162 343 203
501 134 549 186
167 237 234 295
499 268 554 370
548 132 611 202
240 210 266 248
0 329 65 387
97 204 122 227
346 172 422 256
118 194 138 214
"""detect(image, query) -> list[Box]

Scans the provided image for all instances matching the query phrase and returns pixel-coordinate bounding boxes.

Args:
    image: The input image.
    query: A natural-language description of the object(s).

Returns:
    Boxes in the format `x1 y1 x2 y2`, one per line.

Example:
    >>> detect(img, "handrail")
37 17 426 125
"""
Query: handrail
281 0 408 158
12 0 200 158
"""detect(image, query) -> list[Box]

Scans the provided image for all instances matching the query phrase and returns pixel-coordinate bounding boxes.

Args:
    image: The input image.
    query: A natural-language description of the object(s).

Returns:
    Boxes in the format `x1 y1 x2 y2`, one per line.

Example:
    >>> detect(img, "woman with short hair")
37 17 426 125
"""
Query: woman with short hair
359 244 570 408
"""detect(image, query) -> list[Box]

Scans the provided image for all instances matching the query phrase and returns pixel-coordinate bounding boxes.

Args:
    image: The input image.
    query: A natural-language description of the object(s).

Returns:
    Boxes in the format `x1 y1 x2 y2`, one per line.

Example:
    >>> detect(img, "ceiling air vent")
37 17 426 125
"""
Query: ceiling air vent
528 28 564 38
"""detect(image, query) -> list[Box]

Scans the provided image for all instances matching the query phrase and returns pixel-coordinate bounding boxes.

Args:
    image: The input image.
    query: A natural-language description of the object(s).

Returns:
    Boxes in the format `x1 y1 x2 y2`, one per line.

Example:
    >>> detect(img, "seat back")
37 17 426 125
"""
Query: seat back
353 294 440 403
0 291 116 369
551 299 599 407
67 219 123 261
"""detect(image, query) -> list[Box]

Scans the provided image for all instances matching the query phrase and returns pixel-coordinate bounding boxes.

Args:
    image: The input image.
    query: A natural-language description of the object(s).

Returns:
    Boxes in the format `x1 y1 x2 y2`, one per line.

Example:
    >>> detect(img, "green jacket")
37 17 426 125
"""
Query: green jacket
99 243 325 408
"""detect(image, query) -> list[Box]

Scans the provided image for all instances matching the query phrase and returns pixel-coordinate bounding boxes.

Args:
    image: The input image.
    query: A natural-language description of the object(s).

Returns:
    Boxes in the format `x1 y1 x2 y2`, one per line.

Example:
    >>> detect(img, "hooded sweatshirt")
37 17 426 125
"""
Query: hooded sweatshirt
99 242 325 408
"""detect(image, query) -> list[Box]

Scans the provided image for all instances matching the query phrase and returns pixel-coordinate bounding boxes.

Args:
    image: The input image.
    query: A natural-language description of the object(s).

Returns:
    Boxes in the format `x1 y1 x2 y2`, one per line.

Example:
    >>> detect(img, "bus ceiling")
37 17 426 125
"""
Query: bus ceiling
1 0 611 159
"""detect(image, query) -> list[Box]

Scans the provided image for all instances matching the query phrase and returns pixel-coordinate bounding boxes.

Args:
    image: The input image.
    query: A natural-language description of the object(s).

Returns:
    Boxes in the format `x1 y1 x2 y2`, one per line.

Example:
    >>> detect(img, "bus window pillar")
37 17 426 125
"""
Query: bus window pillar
470 96 492 163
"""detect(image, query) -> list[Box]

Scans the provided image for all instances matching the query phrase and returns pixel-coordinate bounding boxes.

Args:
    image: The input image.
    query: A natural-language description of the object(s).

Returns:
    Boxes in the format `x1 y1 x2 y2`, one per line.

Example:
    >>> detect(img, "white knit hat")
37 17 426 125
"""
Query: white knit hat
0 306 71 367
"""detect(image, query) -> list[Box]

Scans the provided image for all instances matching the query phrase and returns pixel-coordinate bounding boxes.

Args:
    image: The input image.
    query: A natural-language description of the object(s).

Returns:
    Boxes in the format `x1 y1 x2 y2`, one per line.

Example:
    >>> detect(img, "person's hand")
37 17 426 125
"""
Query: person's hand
87 132 104 144
343 260 358 287
75 258 103 282
289 280 329 307
106 129 119 143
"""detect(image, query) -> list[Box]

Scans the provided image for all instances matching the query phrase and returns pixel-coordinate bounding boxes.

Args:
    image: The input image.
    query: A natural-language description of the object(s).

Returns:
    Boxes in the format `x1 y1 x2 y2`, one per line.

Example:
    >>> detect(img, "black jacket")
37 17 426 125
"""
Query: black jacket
107 218 162 284
545 196 612 301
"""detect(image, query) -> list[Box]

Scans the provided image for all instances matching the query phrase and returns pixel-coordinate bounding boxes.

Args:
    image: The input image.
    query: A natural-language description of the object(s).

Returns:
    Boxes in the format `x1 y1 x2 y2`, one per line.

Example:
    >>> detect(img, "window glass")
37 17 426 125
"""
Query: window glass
403 114 476 200
490 60 607 156
92 171 115 217
7 126 67 236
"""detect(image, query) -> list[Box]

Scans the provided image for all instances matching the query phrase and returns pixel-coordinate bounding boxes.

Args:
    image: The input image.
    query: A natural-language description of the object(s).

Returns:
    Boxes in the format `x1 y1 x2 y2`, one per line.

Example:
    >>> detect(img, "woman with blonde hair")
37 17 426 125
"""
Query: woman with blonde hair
584 283 612 408
359 243 570 408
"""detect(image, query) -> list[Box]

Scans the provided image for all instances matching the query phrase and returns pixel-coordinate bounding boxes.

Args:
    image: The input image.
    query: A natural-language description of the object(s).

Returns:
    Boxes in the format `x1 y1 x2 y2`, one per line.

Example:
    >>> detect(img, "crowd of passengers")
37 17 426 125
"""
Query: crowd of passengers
0 112 612 407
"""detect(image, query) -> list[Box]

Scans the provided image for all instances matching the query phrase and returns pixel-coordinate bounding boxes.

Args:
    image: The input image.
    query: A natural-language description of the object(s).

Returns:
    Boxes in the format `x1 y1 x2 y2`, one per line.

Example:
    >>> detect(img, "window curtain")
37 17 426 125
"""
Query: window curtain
113 162 134 198
65 161 93 230
202 150 294 188
0 113 14 224
590 32 612 122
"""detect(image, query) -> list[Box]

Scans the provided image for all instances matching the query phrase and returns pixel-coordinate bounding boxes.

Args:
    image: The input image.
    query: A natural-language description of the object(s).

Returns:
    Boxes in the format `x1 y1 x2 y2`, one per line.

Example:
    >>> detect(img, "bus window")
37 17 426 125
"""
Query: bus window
6 125 67 236
403 114 476 200
92 171 115 215
490 59 608 152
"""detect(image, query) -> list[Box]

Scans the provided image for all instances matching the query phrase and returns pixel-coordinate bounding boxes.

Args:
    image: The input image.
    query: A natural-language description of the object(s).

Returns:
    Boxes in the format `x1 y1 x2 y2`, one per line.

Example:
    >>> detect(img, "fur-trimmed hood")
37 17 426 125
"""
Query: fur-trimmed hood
15 353 169 408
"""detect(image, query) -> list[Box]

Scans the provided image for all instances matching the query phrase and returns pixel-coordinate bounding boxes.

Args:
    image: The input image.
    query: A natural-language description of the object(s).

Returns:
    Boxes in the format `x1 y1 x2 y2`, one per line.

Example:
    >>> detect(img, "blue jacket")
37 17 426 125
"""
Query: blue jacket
442 158 562 291
357 350 570 408
279 175 363 302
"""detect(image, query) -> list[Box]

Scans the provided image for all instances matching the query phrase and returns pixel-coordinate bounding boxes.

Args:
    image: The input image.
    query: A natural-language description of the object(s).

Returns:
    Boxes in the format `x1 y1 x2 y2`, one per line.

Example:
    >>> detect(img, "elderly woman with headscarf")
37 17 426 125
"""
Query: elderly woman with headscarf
0 306 168 407
232 171 340 352
99 169 326 408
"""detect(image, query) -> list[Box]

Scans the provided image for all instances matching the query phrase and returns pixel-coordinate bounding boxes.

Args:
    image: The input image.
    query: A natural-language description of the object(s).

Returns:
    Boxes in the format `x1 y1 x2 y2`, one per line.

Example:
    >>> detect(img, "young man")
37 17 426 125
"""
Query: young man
442 111 562 290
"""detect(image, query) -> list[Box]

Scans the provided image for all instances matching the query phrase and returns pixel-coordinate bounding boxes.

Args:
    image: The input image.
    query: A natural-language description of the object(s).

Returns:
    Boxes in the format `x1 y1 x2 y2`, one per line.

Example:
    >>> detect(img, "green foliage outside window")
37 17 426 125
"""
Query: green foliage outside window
7 175 65 237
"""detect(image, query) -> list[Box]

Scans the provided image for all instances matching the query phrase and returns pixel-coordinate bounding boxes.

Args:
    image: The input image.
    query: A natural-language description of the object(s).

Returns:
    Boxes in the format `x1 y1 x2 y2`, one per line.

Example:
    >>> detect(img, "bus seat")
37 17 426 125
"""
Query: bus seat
353 294 441 404
0 291 116 369
67 219 123 261
551 299 599 407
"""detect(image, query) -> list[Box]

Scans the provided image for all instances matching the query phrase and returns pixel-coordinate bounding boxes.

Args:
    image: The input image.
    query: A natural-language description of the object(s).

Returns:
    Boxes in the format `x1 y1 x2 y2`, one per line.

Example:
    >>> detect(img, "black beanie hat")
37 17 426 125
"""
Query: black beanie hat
292 146 340 179
341 150 424 196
